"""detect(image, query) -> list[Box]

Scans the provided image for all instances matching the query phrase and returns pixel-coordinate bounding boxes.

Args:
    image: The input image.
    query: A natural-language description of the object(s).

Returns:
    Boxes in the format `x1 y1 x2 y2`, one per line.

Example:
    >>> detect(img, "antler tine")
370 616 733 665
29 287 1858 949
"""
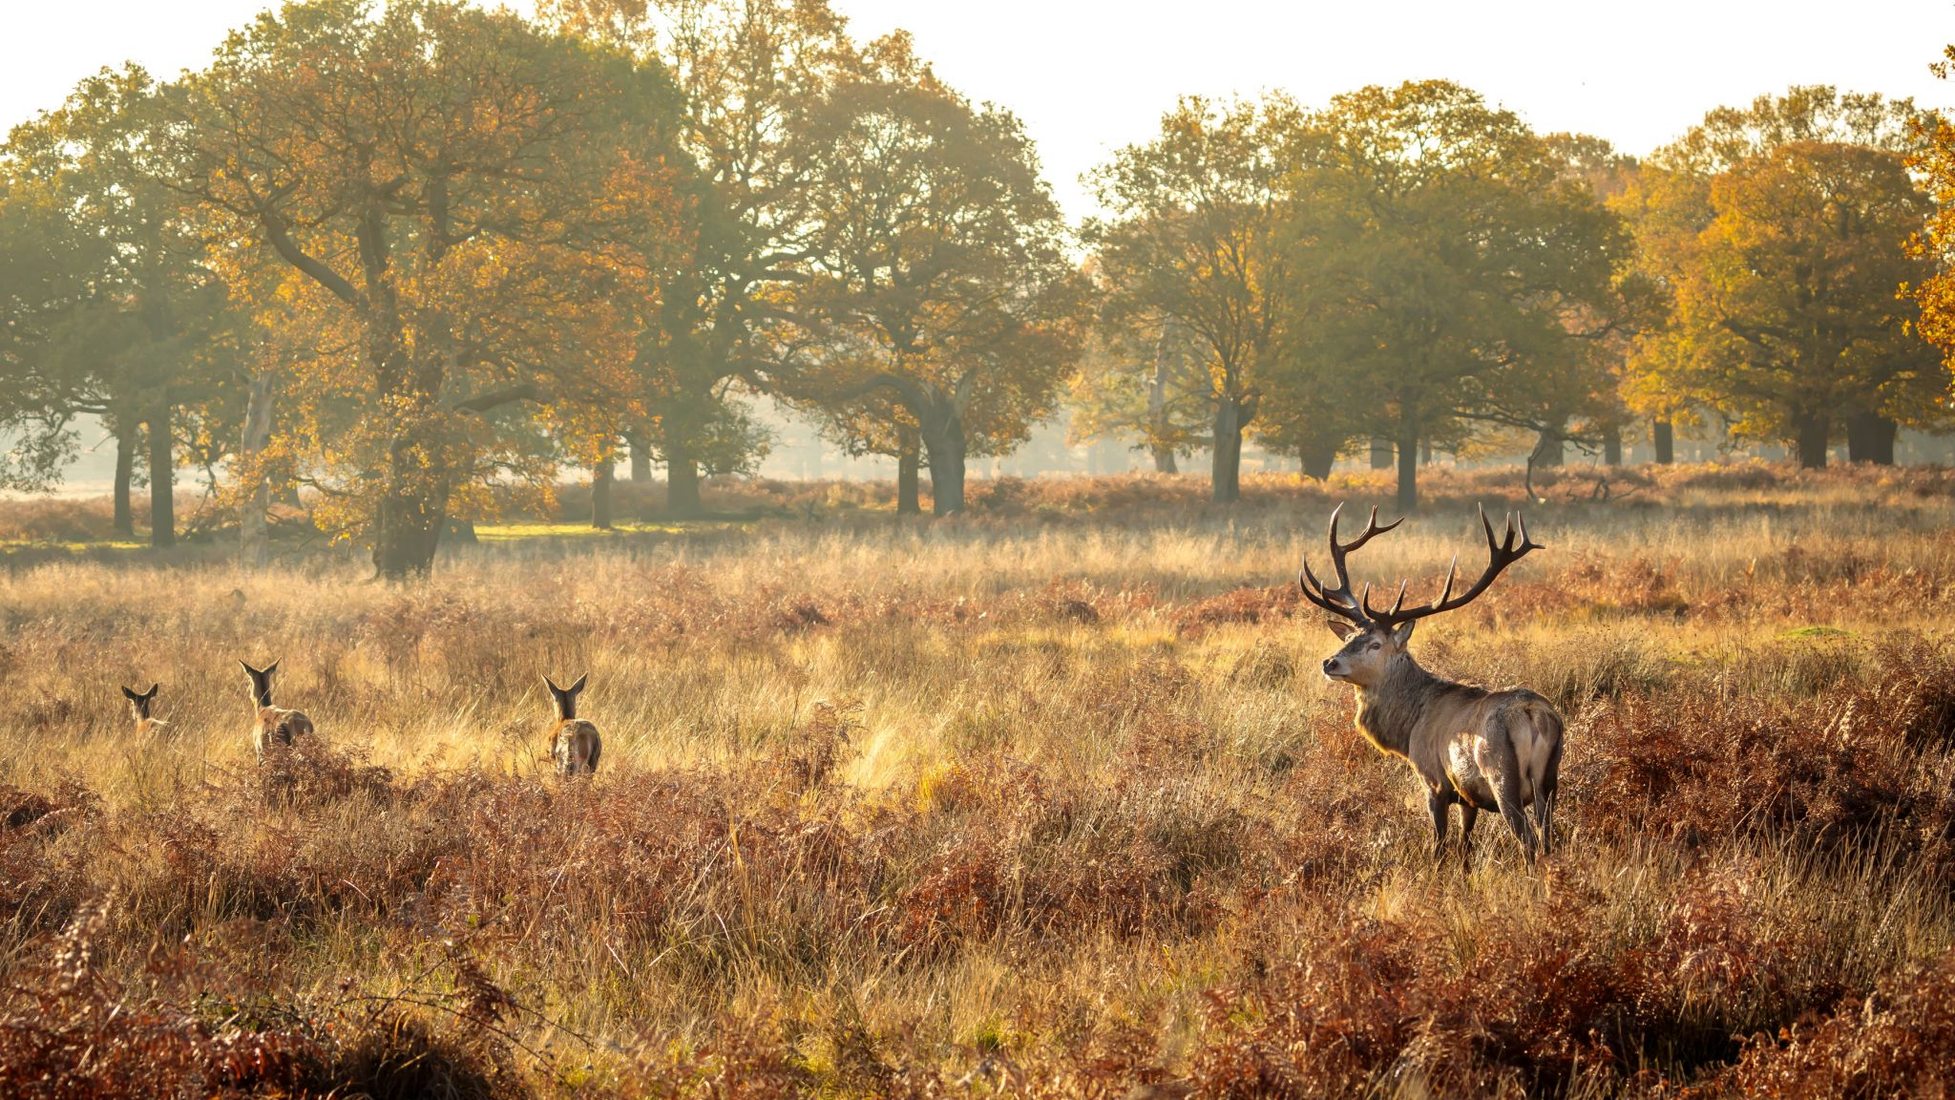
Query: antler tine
1299 501 1404 627
1370 504 1546 630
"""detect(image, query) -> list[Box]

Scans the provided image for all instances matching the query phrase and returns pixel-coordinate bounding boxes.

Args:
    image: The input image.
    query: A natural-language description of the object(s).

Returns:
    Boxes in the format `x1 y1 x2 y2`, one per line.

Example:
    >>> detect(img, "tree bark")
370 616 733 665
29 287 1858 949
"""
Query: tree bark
111 414 137 538
1603 425 1623 467
628 432 652 482
591 451 615 530
1531 426 1566 468
1148 326 1179 474
1369 436 1394 470
664 428 702 517
1792 412 1830 469
1300 438 1337 481
1396 423 1420 513
919 411 966 516
240 374 276 571
1652 419 1675 465
1210 391 1257 503
896 427 922 515
145 395 174 549
1845 411 1897 465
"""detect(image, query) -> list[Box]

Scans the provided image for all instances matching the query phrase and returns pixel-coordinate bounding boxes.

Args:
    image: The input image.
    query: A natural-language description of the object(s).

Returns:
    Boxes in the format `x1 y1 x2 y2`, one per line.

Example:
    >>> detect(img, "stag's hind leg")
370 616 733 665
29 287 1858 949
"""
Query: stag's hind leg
1460 803 1479 870
1491 758 1539 864
1533 736 1563 857
1427 789 1451 865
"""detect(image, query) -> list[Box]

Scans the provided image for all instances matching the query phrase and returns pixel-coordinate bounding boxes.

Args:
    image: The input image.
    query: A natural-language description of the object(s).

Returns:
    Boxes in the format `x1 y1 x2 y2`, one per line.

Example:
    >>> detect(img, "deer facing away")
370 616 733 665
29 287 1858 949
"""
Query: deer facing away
121 683 165 736
1301 503 1565 865
240 659 315 759
546 674 602 776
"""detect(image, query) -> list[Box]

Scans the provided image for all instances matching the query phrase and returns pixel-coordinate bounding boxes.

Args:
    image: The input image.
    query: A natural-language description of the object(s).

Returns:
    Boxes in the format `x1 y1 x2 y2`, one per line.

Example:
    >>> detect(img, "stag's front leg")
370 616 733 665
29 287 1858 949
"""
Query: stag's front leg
1427 789 1451 864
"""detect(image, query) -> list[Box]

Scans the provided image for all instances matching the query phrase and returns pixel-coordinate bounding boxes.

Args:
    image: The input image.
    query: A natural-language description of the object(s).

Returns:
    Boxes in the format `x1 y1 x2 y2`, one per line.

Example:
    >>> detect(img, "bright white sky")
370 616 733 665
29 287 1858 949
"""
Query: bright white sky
4 0 1952 220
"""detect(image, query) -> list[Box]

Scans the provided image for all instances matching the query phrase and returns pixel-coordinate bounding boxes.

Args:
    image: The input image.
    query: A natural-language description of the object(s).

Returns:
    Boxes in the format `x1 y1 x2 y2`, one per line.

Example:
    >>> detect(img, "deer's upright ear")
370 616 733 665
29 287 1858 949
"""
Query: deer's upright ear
1391 620 1417 647
1324 619 1361 641
142 683 160 702
543 675 562 696
122 685 141 703
567 673 588 696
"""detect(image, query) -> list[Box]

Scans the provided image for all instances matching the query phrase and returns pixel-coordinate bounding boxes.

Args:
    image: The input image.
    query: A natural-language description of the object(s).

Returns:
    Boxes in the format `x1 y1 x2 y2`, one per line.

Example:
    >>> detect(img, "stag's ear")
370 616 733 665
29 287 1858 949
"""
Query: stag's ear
1324 619 1361 640
1391 620 1417 647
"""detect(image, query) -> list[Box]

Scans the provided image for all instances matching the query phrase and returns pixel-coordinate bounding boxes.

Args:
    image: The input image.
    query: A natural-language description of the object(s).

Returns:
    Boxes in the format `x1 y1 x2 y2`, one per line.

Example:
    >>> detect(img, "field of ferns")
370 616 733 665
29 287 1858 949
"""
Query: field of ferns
3 463 1955 1098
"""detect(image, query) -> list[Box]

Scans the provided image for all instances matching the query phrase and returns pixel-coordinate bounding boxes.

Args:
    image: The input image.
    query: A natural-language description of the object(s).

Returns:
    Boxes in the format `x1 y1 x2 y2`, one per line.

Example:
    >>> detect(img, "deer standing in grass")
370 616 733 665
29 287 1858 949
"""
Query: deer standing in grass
1301 503 1564 866
121 683 165 736
240 660 314 759
545 674 601 776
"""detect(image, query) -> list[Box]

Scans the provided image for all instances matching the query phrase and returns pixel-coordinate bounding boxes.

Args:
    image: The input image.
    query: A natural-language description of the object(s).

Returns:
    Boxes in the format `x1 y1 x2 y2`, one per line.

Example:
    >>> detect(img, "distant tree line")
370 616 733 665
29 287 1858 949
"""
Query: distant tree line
3 0 1953 574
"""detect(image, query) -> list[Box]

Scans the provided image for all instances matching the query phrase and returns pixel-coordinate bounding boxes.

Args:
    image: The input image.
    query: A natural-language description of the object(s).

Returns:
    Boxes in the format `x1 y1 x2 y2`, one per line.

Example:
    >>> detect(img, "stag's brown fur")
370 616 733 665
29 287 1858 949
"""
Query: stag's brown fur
1324 622 1563 863
241 660 314 759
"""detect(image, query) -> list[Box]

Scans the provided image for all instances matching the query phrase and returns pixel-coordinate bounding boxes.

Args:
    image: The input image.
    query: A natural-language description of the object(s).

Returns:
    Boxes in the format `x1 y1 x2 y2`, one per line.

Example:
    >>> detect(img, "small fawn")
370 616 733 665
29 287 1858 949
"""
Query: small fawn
545 674 602 775
240 659 315 759
121 683 165 736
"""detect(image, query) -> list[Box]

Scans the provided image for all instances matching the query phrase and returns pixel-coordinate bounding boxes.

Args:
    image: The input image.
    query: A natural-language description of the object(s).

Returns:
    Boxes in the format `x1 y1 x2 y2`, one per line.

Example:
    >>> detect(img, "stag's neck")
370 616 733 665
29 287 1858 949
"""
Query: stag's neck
1350 654 1446 759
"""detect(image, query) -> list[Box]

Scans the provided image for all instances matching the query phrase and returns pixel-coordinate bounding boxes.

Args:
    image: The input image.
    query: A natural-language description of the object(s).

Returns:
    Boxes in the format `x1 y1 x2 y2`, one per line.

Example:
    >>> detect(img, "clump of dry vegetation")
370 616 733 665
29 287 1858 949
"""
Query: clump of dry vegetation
2 464 1954 1097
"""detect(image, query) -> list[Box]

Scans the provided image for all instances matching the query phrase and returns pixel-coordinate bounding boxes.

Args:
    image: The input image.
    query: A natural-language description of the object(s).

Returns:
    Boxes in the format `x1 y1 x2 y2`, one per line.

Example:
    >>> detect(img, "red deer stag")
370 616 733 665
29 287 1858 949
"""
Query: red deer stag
1300 503 1564 865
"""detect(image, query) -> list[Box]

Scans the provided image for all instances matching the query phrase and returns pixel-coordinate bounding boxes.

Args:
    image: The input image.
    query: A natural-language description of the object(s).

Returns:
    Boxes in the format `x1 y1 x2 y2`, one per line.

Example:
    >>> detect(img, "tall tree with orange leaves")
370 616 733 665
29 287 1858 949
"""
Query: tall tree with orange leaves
149 0 690 577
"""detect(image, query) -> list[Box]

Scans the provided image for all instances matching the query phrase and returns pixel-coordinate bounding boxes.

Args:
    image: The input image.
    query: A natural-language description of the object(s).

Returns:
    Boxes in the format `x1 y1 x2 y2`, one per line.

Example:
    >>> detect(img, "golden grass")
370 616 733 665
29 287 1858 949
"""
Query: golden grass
2 463 1955 1096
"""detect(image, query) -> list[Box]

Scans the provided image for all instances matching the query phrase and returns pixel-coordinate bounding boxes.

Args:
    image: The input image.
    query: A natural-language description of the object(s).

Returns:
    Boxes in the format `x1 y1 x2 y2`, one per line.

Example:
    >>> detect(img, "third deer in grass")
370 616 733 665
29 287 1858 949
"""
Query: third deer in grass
545 674 602 776
1300 503 1565 866
121 683 164 736
240 659 314 759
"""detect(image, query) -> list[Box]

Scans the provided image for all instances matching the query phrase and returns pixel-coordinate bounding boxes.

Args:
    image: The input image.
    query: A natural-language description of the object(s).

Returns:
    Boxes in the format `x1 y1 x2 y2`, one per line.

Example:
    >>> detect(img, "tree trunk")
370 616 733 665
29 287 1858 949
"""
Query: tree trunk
372 464 449 580
591 453 615 529
1148 326 1179 474
663 428 702 517
111 414 137 538
628 432 653 482
1300 438 1337 481
1603 425 1623 467
1210 393 1254 503
1531 426 1566 468
1369 436 1394 470
1792 412 1830 469
1652 419 1675 465
919 411 966 516
240 374 276 571
897 427 922 515
1845 411 1897 465
145 396 174 549
1396 424 1420 513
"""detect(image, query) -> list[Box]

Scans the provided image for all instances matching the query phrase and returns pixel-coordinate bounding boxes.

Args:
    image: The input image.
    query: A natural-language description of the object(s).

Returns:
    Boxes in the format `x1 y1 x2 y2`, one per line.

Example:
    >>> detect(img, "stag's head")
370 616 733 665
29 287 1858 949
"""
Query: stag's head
1301 503 1542 689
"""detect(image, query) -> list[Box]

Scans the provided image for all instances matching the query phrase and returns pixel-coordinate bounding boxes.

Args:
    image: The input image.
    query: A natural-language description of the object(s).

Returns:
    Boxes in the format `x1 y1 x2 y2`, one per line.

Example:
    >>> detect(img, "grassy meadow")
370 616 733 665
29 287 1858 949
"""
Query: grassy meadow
3 464 1955 1097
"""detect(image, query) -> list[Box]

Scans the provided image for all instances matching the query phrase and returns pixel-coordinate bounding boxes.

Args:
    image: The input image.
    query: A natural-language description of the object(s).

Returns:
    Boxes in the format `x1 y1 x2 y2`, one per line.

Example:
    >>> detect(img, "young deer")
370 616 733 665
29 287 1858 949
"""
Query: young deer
240 659 315 759
121 683 165 736
545 674 602 776
1300 503 1565 865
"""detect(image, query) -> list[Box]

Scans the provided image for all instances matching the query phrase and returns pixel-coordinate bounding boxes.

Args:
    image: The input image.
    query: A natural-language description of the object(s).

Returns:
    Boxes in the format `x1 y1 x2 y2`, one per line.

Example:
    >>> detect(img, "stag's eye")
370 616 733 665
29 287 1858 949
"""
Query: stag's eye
1367 642 1382 652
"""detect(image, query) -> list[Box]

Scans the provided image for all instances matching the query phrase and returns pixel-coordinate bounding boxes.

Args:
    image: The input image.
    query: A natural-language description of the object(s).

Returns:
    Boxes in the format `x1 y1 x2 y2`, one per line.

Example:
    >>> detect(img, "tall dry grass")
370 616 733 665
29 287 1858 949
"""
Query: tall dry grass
2 463 1953 1097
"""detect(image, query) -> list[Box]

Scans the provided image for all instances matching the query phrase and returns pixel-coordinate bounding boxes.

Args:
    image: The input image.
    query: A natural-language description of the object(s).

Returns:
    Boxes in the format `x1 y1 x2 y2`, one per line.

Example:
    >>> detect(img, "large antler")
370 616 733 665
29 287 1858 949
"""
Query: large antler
1362 504 1543 629
1298 502 1403 628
